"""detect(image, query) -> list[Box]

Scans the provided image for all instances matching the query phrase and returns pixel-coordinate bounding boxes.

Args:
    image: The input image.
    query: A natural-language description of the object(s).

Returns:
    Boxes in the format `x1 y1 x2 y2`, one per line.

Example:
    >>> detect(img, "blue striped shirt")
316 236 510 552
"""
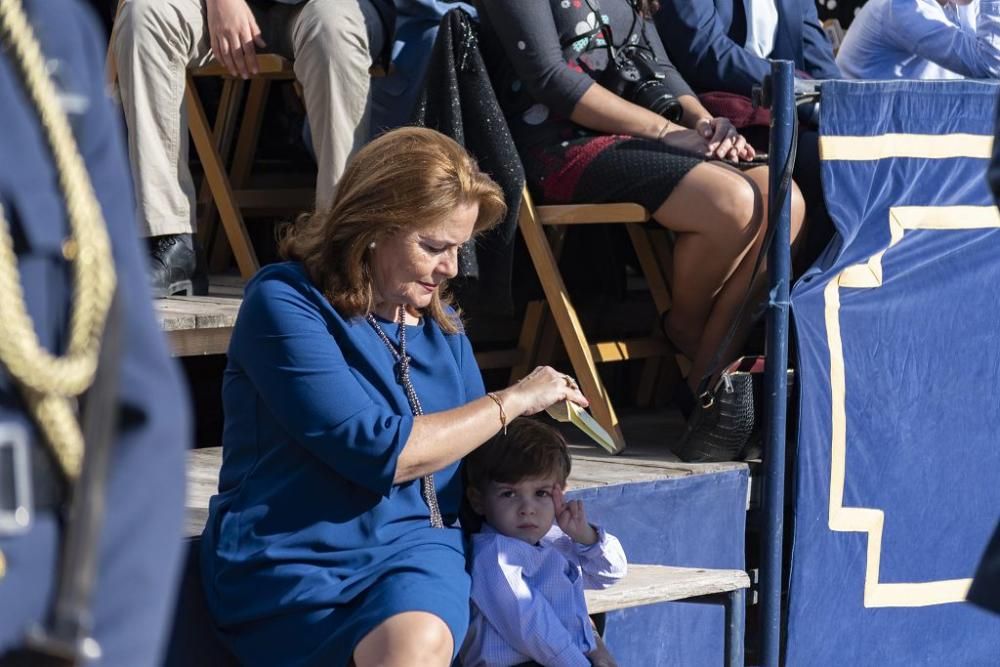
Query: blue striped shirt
460 524 627 667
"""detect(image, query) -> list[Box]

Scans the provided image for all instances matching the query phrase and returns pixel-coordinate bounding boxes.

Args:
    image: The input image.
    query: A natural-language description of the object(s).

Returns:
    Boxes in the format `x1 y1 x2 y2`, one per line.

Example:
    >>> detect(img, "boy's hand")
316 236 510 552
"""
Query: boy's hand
553 486 598 545
586 635 618 667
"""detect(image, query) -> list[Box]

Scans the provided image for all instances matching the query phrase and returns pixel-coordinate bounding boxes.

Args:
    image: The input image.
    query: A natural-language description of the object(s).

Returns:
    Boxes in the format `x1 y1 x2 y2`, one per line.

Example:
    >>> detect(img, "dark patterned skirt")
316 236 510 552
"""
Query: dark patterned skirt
522 134 705 211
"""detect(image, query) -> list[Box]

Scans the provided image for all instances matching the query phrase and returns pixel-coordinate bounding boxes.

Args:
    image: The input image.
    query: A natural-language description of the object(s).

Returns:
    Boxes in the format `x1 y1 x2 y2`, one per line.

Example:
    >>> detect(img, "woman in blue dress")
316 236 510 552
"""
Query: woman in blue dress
200 127 589 666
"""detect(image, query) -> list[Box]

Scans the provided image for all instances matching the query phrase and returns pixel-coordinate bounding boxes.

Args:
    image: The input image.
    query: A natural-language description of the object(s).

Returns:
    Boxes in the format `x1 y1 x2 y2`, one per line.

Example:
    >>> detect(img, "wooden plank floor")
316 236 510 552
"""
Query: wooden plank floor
155 275 243 356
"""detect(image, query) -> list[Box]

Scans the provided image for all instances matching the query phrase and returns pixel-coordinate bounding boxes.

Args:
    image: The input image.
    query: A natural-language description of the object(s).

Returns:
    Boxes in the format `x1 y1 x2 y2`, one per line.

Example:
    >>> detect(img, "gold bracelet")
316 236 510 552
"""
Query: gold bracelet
655 122 672 141
486 392 507 435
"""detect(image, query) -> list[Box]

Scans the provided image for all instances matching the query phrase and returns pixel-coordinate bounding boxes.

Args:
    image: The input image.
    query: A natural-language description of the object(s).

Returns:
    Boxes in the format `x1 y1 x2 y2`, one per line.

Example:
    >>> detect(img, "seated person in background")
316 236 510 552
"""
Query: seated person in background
111 0 394 297
653 0 840 99
461 418 627 667
836 0 1000 80
371 0 477 134
477 0 805 402
652 0 839 266
199 127 590 667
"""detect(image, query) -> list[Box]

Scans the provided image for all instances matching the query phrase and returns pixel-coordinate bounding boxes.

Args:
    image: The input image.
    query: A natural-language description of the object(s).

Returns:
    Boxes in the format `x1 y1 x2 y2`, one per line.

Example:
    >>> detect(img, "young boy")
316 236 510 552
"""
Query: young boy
460 418 627 667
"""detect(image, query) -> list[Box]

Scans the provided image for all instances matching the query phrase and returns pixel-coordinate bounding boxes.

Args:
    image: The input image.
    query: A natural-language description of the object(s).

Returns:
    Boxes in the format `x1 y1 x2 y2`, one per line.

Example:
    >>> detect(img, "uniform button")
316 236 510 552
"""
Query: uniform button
62 238 78 261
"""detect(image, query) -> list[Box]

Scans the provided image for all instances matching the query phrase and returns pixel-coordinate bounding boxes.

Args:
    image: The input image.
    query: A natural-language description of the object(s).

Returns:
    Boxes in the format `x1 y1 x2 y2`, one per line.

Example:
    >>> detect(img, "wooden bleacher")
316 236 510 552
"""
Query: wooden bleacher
154 277 243 357
185 443 749 538
179 443 749 666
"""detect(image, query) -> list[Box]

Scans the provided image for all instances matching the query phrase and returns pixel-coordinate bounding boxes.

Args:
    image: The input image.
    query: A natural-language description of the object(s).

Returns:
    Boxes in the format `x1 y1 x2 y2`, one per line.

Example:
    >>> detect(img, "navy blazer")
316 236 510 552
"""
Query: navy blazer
654 0 841 97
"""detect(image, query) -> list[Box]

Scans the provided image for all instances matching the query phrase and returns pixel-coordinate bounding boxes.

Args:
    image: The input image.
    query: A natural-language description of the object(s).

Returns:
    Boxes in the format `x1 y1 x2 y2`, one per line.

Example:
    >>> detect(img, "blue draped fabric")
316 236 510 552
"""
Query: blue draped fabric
572 467 748 666
787 80 1000 665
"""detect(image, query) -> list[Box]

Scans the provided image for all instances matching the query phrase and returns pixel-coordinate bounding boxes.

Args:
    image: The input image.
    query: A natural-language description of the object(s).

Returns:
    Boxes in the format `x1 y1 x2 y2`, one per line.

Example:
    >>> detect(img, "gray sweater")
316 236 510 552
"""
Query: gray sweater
478 0 693 149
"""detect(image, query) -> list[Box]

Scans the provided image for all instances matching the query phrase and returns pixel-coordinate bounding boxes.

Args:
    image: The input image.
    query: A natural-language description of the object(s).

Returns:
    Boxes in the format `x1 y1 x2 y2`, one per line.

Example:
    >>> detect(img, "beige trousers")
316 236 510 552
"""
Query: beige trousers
112 0 376 237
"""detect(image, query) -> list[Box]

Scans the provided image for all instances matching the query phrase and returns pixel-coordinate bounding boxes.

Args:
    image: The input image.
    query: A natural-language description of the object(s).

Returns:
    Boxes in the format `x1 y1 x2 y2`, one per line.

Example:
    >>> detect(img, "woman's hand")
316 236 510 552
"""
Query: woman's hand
659 127 712 157
696 117 755 163
553 486 598 545
206 0 266 79
498 366 589 417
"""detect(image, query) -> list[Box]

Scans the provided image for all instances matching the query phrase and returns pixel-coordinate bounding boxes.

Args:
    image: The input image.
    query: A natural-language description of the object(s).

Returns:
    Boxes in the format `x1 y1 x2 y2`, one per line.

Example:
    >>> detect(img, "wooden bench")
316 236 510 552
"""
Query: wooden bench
154 277 243 357
171 448 749 665
587 564 748 667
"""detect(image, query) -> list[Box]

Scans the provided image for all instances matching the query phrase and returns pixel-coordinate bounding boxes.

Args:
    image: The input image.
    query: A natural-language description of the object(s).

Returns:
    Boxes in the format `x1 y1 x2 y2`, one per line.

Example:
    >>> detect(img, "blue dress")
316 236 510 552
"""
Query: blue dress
200 262 484 666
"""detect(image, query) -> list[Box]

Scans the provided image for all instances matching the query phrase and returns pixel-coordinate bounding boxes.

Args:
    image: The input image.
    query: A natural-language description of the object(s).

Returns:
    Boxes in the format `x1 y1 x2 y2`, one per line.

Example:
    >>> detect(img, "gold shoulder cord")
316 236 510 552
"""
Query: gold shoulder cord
0 0 116 480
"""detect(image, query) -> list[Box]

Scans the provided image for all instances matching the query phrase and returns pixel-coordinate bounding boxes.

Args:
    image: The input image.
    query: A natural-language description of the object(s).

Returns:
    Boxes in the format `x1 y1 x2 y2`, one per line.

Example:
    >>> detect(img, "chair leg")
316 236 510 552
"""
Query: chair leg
510 300 546 384
185 74 259 279
209 77 272 272
517 190 625 453
625 224 673 406
197 78 245 256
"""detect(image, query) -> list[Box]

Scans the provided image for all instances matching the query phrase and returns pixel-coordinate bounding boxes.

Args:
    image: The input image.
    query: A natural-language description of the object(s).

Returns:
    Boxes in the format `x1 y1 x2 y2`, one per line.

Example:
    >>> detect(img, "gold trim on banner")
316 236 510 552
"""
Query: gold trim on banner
824 205 1000 608
820 133 994 161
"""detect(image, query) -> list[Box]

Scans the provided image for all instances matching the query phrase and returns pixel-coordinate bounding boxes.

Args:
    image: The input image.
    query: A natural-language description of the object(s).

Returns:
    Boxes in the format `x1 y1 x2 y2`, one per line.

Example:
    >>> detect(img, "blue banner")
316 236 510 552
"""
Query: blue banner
787 80 1000 665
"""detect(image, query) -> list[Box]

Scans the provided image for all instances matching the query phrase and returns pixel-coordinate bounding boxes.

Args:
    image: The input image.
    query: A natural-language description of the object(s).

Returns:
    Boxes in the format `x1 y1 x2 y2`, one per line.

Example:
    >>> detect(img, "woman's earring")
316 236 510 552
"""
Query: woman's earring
368 241 376 250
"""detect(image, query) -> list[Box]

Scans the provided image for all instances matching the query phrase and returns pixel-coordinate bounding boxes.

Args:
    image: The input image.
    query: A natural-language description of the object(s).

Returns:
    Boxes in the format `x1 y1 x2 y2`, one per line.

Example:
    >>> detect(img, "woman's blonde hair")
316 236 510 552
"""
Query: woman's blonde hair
280 127 507 333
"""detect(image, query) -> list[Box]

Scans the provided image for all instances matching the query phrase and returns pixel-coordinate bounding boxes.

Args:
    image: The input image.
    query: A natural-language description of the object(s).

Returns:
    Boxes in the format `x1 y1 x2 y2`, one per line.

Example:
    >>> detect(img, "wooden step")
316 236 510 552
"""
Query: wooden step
155 276 243 357
586 563 749 614
186 446 747 539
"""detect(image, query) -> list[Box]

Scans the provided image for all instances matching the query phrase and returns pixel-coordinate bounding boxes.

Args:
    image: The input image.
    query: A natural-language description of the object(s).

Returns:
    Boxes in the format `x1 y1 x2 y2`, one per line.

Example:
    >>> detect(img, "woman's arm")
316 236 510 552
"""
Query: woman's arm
478 0 596 118
570 85 750 161
234 273 586 491
395 365 583 483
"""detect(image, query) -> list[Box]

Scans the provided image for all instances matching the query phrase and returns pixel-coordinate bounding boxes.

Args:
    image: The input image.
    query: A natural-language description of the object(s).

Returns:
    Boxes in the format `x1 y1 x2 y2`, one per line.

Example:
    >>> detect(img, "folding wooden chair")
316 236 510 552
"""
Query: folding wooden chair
485 187 679 454
191 58 390 273
105 6 271 279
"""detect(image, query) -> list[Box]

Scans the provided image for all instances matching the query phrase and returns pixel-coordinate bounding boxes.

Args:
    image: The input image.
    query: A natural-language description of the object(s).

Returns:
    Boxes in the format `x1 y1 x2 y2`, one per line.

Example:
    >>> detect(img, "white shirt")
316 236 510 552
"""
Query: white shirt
837 0 1000 80
745 0 781 58
460 524 628 667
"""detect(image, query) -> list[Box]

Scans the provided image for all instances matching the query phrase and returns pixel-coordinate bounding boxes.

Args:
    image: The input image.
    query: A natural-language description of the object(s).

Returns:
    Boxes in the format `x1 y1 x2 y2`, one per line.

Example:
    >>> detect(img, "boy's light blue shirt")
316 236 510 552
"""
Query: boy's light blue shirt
460 523 627 667
837 0 1000 80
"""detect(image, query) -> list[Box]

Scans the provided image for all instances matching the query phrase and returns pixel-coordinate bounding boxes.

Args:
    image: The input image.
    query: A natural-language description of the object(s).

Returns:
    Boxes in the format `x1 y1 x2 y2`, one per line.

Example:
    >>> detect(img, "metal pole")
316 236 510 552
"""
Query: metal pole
761 59 795 667
725 588 746 667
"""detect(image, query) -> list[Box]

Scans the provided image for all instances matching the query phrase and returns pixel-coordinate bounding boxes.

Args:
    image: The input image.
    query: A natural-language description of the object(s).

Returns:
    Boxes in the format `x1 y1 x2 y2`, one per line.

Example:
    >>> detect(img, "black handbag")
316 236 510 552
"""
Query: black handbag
673 357 758 463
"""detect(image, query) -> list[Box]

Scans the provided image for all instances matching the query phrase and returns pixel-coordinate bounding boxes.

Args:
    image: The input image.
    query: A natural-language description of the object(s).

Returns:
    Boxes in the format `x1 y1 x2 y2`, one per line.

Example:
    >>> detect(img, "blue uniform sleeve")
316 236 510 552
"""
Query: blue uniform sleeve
887 0 1000 79
58 4 190 663
230 272 412 497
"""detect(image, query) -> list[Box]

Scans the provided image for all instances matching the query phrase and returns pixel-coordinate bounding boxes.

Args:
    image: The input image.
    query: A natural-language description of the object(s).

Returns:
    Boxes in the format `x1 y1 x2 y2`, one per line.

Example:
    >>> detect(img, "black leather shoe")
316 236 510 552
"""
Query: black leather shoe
148 233 208 298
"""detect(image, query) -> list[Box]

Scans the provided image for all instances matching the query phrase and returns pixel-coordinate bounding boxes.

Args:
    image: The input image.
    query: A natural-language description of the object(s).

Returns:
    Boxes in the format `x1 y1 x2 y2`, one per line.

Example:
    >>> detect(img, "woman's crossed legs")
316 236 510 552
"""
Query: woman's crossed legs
656 161 805 391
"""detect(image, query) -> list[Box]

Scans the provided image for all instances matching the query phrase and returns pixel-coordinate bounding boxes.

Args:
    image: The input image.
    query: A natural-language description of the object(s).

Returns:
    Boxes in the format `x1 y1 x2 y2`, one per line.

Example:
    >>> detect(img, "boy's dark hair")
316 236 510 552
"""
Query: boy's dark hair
465 418 571 491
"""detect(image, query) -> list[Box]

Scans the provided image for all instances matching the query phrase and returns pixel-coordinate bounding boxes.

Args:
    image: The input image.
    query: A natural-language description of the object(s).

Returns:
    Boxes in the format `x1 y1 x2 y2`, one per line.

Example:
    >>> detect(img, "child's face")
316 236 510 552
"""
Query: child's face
470 474 562 545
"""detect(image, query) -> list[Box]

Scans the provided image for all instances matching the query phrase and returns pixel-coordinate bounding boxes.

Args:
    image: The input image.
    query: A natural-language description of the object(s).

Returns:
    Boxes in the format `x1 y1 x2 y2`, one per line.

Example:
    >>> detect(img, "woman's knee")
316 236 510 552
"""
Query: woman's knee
791 181 806 235
709 173 763 251
656 163 762 244
354 612 453 666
